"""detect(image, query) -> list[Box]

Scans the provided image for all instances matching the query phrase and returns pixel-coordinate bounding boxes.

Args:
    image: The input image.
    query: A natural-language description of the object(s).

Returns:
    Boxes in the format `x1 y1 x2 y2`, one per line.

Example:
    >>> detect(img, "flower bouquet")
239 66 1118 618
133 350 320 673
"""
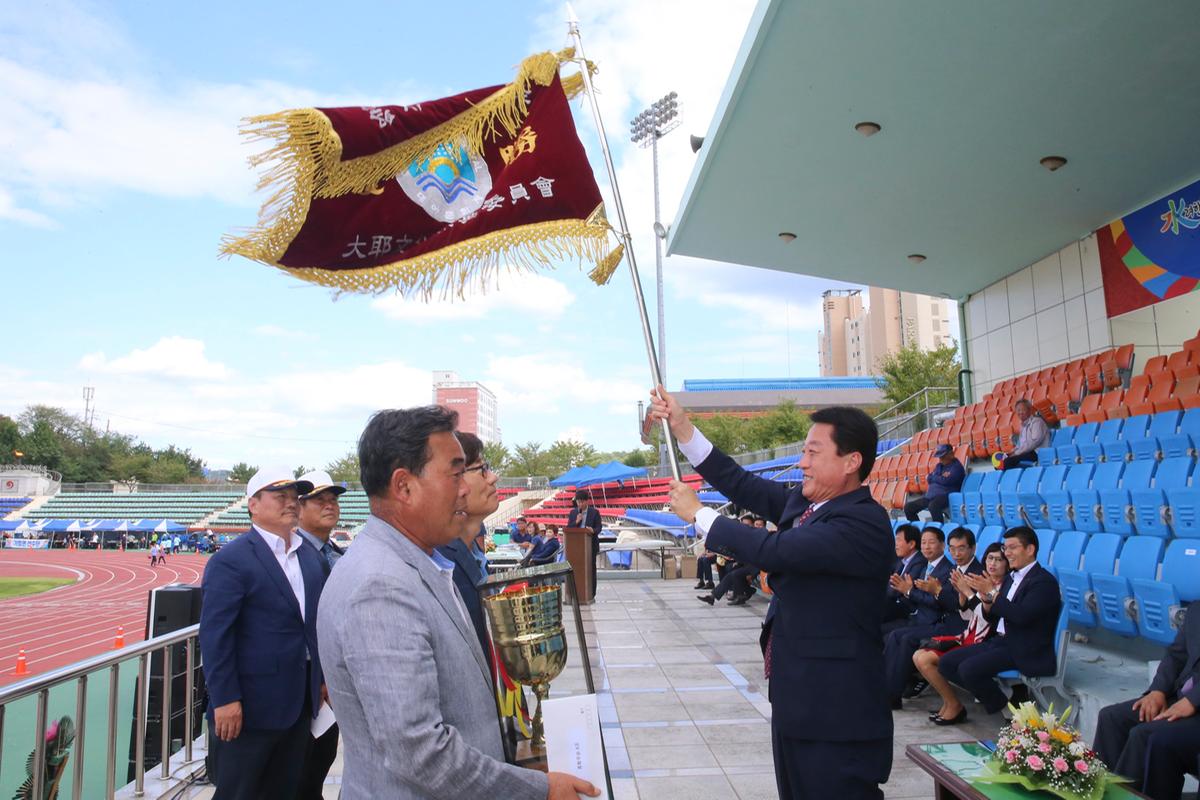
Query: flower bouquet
973 702 1126 800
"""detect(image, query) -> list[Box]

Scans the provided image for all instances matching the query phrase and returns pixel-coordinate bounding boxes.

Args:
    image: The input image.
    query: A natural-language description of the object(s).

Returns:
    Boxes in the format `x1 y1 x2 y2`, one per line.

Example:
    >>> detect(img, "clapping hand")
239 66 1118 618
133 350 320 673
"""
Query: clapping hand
914 577 942 596
964 573 994 596
889 574 914 594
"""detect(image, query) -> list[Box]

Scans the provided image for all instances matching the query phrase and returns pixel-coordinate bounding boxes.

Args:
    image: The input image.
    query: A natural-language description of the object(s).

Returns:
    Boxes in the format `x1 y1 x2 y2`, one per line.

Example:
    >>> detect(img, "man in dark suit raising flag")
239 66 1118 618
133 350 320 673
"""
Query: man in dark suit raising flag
649 387 895 800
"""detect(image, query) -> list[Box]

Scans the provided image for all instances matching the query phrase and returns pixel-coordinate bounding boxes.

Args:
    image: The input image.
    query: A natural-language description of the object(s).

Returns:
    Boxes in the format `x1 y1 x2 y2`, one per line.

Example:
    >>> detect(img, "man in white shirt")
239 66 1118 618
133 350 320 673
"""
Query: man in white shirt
1000 400 1049 469
199 466 328 800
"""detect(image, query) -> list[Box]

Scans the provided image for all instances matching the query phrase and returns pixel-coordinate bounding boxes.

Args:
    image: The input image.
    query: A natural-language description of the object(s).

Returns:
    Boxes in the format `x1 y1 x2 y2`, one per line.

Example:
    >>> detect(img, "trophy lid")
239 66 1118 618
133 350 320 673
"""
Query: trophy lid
476 561 574 591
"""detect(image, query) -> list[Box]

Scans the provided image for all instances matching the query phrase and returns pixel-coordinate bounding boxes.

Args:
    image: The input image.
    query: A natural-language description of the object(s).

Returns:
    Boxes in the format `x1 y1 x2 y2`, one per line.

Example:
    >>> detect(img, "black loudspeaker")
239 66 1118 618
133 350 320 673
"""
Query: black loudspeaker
127 584 206 782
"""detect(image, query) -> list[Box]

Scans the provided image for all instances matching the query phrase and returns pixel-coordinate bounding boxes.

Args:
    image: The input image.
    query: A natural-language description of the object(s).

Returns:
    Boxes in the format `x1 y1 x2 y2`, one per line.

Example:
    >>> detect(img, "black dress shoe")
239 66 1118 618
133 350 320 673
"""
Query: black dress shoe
932 708 968 726
903 679 930 699
704 582 715 590
697 594 715 605
694 581 707 589
729 595 748 606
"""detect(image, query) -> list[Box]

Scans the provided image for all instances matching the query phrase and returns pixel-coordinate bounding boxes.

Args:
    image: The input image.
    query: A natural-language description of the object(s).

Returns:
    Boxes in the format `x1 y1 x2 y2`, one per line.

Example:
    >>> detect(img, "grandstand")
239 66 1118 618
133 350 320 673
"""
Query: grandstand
20 491 243 526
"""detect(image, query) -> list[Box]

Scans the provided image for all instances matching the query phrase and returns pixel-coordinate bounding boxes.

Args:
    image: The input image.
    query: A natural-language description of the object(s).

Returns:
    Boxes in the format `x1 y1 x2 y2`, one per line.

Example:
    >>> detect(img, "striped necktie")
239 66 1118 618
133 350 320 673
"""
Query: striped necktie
764 504 818 680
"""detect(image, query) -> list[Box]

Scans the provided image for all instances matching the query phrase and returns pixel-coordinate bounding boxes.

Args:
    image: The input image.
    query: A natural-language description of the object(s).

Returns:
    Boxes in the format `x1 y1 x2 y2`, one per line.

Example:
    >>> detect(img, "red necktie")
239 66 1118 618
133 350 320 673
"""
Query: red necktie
764 504 818 680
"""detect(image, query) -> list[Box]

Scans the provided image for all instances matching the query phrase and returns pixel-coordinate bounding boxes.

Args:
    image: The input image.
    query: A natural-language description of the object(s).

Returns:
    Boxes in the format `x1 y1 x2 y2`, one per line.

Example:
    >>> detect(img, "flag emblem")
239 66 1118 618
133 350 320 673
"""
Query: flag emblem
397 141 493 222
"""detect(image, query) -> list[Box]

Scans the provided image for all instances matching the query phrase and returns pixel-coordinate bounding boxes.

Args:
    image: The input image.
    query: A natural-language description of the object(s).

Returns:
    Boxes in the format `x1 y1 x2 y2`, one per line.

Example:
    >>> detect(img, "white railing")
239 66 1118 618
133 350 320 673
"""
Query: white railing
0 625 202 799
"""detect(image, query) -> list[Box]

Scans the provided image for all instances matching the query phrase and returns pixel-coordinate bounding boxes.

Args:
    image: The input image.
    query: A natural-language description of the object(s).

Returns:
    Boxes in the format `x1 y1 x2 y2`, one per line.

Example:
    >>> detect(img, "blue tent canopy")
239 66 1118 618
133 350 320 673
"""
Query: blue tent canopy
129 519 186 533
549 465 594 487
0 520 22 531
622 509 696 538
40 520 84 532
577 461 648 488
90 520 129 532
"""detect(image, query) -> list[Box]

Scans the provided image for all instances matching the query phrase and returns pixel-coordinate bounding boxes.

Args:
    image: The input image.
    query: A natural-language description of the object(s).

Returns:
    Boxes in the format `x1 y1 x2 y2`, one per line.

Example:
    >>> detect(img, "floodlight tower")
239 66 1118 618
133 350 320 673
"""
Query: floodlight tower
630 92 680 389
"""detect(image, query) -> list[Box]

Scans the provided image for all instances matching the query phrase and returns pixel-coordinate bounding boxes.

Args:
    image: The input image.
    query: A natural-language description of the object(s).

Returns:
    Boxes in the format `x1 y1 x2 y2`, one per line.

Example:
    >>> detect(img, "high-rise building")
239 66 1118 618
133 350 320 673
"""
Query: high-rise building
432 370 501 443
819 288 954 376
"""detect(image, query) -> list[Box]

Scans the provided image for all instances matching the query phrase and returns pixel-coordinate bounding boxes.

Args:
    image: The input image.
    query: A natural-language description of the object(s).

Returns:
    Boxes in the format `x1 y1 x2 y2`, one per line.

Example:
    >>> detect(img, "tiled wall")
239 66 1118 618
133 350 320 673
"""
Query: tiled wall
965 235 1110 401
965 233 1200 402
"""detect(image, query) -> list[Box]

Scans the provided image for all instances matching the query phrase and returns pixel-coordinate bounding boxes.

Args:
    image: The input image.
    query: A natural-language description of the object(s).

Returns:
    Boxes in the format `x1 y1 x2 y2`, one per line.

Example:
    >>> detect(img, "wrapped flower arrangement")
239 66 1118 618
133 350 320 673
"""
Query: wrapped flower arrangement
973 702 1127 800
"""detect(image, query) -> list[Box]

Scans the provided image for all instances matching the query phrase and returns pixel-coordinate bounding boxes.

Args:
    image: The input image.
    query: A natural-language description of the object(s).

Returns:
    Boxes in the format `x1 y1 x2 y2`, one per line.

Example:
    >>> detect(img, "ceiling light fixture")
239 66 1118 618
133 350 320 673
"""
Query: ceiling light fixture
907 254 927 264
778 232 797 243
1040 156 1068 172
854 121 882 137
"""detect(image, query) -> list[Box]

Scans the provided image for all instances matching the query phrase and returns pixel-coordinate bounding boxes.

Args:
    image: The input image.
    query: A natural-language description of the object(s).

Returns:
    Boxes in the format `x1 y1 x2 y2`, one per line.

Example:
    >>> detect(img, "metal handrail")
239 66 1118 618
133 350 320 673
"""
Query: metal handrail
0 624 201 800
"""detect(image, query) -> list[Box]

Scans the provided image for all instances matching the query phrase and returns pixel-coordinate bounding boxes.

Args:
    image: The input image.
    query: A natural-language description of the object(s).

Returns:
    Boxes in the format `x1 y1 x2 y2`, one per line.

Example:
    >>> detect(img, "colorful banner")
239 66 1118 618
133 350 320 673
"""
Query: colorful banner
222 50 622 296
1097 177 1200 317
9 538 49 549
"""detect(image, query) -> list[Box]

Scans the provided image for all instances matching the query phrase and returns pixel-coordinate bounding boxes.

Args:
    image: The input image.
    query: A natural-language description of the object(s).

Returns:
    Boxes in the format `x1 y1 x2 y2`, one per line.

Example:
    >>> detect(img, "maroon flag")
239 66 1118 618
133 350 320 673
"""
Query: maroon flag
222 50 622 296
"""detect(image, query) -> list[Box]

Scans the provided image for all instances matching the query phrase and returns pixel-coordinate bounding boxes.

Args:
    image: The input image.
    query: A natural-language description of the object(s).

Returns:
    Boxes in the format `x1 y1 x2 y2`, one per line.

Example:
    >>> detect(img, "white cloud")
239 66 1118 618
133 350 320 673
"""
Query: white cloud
79 336 232 381
0 185 54 227
484 352 645 417
556 425 591 443
371 272 576 322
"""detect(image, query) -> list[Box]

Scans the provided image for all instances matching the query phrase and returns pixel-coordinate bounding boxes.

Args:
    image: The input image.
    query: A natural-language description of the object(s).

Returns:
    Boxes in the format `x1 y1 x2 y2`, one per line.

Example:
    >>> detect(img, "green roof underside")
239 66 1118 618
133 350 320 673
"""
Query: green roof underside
667 0 1200 301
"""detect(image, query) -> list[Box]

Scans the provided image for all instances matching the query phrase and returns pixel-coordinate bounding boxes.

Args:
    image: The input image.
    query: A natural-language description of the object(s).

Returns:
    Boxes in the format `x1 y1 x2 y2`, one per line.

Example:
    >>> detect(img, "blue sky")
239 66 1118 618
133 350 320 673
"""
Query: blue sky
0 0 880 470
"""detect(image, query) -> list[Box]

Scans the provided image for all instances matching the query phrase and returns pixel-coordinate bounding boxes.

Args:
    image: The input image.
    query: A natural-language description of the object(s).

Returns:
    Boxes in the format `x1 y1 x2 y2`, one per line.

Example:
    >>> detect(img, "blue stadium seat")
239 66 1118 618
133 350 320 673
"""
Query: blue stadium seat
1078 421 1113 466
1131 538 1200 645
979 471 1005 527
1044 464 1093 531
1095 418 1127 464
1130 411 1182 462
1057 532 1121 627
995 605 1071 711
959 471 986 526
1037 446 1057 467
1059 422 1099 466
1050 427 1076 449
975 525 1003 558
1035 528 1058 568
998 468 1026 528
1018 466 1054 528
1166 460 1200 538
1131 457 1193 538
1093 536 1165 638
1160 408 1200 460
1100 459 1156 536
1048 530 1087 575
1071 461 1123 533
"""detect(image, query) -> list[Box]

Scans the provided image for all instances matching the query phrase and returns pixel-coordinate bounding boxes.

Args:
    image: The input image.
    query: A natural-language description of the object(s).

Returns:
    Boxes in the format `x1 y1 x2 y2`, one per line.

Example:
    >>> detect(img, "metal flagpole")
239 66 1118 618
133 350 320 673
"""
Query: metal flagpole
566 7 682 482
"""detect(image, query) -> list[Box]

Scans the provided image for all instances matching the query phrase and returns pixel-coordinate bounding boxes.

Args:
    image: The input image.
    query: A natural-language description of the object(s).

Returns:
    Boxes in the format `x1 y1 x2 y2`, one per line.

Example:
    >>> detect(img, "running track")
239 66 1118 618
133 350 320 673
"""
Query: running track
0 550 209 686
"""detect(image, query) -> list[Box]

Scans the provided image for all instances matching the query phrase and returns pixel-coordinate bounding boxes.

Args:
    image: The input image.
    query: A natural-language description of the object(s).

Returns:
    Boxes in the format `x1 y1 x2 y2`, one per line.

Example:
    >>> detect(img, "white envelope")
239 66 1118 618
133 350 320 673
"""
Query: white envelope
542 694 611 800
311 701 336 737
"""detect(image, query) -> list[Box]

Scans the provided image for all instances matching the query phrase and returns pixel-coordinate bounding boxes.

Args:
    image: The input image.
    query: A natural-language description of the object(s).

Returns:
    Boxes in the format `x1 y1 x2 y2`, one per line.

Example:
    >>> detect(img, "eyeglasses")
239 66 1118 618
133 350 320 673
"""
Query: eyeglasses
1001 543 1029 554
985 554 1007 563
463 462 492 476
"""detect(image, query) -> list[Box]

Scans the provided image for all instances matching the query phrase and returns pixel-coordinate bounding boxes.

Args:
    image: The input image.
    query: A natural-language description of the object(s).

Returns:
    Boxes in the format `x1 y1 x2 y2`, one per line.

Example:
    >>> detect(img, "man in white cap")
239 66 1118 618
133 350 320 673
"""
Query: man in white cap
199 466 328 800
296 469 348 571
294 469 347 800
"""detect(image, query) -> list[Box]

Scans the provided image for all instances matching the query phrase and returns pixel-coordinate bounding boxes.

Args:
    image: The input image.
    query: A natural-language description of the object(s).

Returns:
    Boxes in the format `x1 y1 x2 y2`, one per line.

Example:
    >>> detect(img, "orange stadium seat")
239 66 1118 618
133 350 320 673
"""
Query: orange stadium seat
1132 376 1177 416
1174 374 1200 409
1143 354 1168 375
1167 349 1193 373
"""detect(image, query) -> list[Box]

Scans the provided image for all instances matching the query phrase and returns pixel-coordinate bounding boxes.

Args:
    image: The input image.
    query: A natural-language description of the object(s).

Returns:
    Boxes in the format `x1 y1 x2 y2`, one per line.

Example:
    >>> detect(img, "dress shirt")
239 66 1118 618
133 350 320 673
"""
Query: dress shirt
295 527 341 569
1014 416 1050 455
429 548 473 631
922 555 944 577
470 539 489 577
996 560 1036 636
254 525 306 621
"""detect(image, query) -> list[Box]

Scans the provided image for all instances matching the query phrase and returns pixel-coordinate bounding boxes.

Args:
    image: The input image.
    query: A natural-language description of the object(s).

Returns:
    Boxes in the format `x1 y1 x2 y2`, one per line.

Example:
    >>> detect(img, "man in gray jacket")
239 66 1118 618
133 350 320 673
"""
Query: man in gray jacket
316 405 597 800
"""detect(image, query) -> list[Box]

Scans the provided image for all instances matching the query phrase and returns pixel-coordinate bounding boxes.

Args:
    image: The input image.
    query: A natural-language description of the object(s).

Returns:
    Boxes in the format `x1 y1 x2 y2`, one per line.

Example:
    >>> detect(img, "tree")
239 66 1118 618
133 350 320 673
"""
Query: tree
0 415 22 461
482 441 510 473
325 451 360 483
22 420 64 472
229 462 258 483
875 343 961 416
509 442 547 476
544 439 597 476
293 465 309 479
694 414 752 454
746 401 811 451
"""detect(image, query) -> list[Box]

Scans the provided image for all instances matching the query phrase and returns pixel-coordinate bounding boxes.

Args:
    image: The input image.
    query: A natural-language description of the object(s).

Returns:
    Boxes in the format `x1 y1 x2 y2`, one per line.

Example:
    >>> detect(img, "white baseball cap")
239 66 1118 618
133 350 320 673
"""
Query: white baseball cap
298 470 348 499
246 466 314 499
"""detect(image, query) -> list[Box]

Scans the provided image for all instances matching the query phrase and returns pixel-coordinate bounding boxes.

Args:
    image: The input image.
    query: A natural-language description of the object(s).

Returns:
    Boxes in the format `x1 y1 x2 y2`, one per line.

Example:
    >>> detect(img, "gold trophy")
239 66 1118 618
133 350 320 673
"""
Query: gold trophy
482 584 568 748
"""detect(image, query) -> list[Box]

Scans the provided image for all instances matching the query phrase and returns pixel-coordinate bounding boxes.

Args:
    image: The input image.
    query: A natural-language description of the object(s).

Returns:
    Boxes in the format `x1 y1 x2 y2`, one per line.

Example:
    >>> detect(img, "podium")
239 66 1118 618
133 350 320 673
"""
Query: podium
563 527 597 604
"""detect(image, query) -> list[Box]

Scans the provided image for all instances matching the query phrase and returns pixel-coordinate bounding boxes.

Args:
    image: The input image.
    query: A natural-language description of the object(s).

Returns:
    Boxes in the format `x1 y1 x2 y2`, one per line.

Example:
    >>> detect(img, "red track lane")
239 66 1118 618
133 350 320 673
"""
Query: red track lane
0 550 209 686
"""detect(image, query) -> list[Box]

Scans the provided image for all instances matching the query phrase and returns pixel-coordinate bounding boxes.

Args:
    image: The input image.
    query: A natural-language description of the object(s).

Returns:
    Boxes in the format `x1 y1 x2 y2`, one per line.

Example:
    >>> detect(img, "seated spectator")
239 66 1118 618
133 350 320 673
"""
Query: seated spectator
912 542 1009 725
510 517 531 547
521 525 561 567
905 444 965 523
694 551 718 590
999 399 1049 470
937 526 1061 719
884 524 927 624
1093 604 1200 800
885 526 984 705
696 515 765 607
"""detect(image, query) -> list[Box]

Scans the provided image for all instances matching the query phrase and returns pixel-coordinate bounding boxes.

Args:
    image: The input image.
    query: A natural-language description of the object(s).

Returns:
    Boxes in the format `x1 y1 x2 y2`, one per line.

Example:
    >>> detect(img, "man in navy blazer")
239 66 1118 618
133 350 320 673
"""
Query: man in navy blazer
884 524 926 627
884 526 984 706
651 389 894 800
937 526 1061 722
566 489 602 595
1093 603 1200 800
199 467 327 800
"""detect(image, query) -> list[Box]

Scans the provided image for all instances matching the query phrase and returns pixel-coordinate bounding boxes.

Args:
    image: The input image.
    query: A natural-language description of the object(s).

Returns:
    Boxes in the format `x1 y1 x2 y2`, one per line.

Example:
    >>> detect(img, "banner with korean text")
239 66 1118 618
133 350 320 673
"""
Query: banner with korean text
1097 177 1200 317
222 50 622 296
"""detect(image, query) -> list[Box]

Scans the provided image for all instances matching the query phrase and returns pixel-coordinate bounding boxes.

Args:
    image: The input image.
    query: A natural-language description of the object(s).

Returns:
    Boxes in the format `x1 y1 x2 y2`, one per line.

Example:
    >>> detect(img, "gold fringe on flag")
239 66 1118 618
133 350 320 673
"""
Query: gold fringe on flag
587 243 624 286
220 49 596 267
279 216 615 299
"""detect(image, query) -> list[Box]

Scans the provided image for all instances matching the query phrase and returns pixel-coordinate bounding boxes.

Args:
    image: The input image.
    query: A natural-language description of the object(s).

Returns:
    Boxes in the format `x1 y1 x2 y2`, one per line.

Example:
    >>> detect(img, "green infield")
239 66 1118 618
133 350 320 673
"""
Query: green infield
0 577 75 600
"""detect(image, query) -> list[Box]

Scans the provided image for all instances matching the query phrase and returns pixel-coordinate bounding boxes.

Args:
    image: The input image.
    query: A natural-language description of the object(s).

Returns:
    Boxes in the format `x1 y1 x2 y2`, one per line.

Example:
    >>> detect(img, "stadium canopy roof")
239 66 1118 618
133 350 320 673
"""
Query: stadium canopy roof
667 0 1200 301
577 461 649 488
549 465 594 487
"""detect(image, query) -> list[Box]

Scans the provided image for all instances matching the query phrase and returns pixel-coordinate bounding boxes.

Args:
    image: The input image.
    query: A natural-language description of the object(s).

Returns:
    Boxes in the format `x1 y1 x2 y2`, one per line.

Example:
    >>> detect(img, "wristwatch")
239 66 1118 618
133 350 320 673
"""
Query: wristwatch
986 588 1000 602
